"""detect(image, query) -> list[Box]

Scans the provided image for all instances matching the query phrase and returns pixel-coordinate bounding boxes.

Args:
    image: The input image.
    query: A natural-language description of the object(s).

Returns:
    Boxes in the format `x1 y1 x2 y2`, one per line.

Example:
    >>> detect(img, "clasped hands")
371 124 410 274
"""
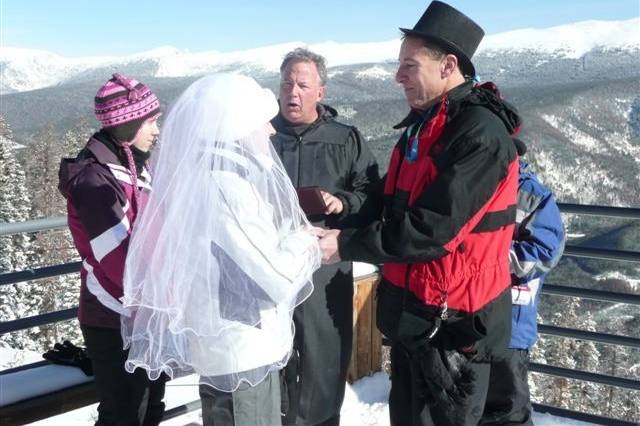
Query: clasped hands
308 226 341 264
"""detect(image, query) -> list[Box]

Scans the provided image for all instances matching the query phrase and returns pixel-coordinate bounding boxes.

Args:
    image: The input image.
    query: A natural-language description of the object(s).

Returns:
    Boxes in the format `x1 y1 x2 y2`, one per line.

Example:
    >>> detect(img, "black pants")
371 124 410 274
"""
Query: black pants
81 326 166 426
281 263 353 425
479 349 533 426
389 343 490 426
199 370 281 426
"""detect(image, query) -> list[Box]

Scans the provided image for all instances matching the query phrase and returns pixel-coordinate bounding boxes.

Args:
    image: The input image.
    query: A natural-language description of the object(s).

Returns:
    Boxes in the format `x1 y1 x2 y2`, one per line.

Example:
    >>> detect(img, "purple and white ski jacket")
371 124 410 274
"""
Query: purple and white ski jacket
59 135 151 329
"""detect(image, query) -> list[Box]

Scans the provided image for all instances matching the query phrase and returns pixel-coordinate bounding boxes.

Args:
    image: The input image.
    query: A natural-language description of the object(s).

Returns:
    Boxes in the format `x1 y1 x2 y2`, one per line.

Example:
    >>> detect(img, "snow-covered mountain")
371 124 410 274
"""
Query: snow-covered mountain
479 18 640 57
1 18 638 94
0 40 402 94
1 17 638 209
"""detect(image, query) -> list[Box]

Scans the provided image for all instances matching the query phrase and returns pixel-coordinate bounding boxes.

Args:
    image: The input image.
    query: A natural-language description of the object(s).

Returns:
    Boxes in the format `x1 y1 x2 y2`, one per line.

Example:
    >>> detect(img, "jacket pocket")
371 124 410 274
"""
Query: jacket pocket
376 279 439 341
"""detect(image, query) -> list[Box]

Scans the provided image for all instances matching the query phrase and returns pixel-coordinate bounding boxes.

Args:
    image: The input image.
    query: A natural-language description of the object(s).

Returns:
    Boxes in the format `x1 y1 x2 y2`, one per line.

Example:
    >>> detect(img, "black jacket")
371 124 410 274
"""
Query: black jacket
271 104 380 227
271 104 380 424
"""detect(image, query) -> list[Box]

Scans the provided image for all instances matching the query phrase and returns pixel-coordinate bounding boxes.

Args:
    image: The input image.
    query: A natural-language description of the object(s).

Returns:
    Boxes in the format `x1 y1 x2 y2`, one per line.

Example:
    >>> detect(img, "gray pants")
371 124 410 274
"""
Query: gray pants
199 371 281 426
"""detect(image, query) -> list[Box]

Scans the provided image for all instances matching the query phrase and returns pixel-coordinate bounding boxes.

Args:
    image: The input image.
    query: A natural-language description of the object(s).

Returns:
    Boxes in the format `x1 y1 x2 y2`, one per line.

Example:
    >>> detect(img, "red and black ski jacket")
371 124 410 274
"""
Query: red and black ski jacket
339 81 521 358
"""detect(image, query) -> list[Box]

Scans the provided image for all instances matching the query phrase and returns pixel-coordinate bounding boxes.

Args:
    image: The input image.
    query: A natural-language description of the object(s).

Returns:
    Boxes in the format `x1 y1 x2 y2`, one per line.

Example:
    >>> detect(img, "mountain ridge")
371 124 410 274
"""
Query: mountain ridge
1 18 638 94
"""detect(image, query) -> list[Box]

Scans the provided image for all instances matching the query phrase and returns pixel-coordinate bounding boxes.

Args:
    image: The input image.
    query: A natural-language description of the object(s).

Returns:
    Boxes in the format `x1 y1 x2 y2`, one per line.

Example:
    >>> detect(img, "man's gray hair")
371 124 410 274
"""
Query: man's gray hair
280 48 328 86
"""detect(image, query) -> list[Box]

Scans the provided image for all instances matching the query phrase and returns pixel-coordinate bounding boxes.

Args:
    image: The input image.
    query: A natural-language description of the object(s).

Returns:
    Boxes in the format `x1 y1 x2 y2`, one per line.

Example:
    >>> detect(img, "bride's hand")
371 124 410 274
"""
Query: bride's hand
306 226 326 238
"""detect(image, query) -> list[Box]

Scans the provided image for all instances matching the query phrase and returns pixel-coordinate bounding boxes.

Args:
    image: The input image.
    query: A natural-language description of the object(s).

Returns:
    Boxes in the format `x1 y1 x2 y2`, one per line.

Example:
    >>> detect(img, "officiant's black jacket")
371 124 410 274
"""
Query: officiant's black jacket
271 104 380 424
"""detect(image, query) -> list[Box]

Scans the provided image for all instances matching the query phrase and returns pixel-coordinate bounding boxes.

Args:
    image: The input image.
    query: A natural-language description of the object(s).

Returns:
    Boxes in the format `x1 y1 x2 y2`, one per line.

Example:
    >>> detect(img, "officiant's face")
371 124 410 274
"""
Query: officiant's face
279 61 325 125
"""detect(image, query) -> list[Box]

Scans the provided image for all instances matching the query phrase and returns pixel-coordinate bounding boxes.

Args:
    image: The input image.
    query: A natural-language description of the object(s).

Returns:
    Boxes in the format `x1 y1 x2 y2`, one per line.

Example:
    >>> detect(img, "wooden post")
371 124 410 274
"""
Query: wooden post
348 272 382 382
370 276 382 373
356 277 372 379
347 282 359 382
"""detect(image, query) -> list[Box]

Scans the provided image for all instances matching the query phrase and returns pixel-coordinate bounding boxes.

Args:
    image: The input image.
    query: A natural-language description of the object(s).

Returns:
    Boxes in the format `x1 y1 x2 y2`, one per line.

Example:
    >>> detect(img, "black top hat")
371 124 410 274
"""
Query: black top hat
400 1 484 77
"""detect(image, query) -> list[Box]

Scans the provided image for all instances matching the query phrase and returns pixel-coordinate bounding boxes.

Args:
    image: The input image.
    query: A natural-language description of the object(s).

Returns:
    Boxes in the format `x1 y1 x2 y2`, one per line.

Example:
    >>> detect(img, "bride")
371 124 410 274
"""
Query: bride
120 73 321 396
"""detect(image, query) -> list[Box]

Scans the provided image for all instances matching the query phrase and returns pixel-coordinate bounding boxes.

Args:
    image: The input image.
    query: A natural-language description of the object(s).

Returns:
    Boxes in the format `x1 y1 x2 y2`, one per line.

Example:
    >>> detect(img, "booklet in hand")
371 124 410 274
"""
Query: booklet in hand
296 186 327 216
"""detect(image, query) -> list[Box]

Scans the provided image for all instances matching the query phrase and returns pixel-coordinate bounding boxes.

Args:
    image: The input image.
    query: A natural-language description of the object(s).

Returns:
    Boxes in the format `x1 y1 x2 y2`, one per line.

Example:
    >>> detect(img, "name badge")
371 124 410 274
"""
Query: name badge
512 285 532 305
511 278 541 305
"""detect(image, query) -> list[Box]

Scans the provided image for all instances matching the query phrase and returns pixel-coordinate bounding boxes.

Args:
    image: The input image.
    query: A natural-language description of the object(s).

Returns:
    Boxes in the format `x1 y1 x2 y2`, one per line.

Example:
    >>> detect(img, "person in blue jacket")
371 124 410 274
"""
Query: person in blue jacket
480 139 566 425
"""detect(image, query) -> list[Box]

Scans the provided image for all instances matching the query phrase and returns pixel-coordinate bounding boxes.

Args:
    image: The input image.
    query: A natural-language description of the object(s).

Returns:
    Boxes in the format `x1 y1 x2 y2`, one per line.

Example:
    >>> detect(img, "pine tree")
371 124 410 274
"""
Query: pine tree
21 120 92 351
0 116 29 271
600 316 640 421
537 297 589 409
571 308 604 416
0 116 34 352
529 311 553 406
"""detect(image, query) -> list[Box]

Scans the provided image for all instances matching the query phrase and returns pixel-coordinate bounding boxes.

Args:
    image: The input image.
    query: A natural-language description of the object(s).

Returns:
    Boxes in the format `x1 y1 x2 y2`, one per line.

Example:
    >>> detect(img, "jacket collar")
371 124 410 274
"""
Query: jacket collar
87 132 121 166
272 103 338 137
89 131 151 174
393 80 474 129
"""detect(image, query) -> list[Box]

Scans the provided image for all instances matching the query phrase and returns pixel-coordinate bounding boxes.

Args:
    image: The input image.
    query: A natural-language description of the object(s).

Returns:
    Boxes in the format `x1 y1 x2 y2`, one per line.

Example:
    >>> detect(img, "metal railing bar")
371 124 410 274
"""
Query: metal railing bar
530 362 640 390
0 216 68 236
0 204 637 238
0 262 81 286
2 246 638 292
563 245 640 263
0 308 77 334
558 203 640 219
538 324 640 349
532 402 637 426
543 284 640 305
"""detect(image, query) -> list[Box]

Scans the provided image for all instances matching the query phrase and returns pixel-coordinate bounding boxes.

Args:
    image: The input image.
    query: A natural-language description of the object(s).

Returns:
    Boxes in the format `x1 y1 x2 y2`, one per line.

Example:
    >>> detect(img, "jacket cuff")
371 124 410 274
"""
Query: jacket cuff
333 192 351 220
337 227 359 261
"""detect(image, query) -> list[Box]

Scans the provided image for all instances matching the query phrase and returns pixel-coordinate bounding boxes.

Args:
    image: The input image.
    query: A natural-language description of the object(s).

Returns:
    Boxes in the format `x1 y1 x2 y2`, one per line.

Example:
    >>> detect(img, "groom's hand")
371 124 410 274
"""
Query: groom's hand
319 229 341 264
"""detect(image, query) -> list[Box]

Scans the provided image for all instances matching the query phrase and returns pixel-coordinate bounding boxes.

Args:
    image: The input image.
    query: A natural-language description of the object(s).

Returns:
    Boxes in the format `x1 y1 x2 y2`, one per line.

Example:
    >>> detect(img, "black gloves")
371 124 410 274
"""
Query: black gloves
418 344 476 417
43 340 93 376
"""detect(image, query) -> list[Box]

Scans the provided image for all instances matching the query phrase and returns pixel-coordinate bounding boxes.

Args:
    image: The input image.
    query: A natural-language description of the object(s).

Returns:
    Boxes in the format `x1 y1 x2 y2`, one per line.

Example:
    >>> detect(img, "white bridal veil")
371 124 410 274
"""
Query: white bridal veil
121 73 321 391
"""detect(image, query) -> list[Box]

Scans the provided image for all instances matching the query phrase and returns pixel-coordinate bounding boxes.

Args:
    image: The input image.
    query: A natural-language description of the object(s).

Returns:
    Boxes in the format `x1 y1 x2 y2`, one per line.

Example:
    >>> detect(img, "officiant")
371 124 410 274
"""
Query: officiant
271 47 380 425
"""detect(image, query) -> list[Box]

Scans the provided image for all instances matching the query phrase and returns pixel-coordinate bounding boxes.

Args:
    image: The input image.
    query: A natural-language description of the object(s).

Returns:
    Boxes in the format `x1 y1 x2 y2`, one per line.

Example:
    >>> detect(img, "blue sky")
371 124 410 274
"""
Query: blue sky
1 0 638 56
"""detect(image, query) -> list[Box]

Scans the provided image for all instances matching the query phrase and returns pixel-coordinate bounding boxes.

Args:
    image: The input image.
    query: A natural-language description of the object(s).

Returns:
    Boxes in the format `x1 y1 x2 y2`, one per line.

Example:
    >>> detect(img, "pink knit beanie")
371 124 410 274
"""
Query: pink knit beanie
94 73 160 130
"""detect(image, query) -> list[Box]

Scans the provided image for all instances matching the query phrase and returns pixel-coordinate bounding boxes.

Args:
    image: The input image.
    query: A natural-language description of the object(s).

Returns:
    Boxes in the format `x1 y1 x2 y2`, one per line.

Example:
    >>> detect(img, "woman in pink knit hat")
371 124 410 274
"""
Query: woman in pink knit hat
58 73 165 426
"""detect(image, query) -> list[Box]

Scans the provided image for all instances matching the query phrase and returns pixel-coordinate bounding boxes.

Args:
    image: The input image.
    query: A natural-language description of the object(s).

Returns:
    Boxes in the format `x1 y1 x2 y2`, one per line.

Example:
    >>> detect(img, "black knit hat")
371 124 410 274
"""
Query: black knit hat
400 1 484 77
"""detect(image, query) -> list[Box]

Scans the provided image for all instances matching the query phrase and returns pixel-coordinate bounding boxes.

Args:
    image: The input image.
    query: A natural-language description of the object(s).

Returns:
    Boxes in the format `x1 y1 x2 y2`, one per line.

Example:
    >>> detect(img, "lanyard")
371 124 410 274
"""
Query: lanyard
404 119 425 163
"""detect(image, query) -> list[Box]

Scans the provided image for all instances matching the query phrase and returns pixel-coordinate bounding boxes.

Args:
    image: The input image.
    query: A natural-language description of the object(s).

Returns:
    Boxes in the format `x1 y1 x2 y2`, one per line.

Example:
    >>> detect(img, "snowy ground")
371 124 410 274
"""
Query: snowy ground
0 347 43 369
28 372 594 426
